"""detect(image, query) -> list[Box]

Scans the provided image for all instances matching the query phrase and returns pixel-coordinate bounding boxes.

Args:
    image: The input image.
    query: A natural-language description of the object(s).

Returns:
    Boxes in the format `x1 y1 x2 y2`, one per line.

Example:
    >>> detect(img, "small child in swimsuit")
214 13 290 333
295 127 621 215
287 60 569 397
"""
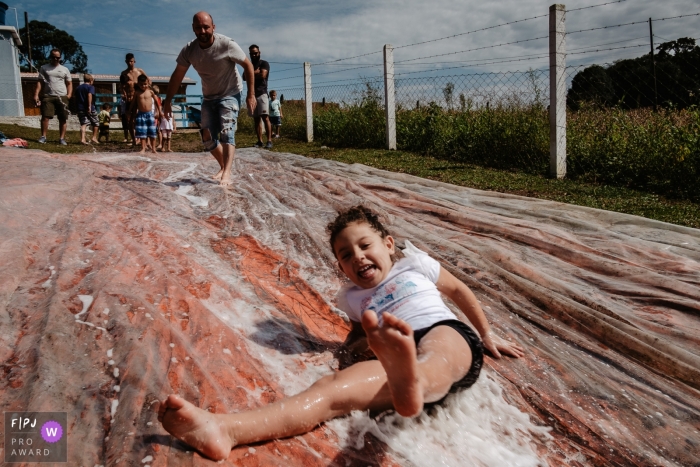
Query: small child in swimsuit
157 205 523 460
130 74 161 154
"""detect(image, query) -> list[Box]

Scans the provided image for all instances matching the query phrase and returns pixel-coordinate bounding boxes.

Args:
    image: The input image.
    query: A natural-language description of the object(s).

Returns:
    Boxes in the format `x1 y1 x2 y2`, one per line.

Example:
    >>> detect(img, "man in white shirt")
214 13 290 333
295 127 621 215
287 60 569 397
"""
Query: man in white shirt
34 48 72 145
163 11 256 186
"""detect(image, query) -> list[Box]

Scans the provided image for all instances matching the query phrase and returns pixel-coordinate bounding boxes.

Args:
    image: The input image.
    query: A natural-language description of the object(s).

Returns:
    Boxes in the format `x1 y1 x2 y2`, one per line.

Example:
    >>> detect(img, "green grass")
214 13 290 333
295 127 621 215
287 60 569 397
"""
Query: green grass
2 121 699 229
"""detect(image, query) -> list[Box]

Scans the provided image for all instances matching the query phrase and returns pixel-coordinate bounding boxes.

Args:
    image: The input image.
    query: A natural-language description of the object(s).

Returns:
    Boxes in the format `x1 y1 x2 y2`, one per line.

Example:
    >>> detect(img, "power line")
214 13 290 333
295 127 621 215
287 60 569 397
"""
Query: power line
81 41 177 56
394 36 548 64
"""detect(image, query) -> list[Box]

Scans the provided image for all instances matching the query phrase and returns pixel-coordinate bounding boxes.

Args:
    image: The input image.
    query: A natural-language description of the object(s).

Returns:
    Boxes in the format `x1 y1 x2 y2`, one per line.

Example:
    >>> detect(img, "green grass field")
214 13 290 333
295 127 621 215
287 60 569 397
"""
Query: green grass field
2 121 699 229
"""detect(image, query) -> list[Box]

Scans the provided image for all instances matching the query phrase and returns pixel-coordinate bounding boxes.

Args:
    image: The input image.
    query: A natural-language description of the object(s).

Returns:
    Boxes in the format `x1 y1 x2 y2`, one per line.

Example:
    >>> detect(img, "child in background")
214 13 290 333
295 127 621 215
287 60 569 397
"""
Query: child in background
130 74 161 154
120 83 135 144
157 205 523 461
159 109 175 152
98 103 112 142
76 74 99 145
269 90 283 138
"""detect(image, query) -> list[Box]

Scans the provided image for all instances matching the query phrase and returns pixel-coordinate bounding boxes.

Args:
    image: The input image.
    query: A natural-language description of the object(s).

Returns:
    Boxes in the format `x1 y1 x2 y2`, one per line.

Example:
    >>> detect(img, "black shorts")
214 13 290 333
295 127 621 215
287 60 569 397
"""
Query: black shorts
270 116 281 126
414 319 484 395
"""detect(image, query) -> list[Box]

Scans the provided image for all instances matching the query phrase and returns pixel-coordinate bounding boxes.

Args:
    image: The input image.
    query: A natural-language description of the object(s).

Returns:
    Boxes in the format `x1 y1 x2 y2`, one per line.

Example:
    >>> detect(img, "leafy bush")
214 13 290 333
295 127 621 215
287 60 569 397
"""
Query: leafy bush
265 88 700 201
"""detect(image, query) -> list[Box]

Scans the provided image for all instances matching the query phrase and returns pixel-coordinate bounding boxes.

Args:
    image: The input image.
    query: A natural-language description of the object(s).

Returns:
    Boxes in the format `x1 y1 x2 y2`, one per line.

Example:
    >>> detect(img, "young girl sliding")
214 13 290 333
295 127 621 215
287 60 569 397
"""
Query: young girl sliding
157 206 524 460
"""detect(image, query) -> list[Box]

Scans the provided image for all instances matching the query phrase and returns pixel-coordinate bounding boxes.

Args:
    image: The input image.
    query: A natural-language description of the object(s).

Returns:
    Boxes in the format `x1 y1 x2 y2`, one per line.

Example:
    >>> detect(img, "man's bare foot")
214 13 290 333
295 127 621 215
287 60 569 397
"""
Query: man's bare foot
167 149 173 152
212 169 224 181
219 174 233 187
157 395 234 461
362 310 423 417
139 148 146 154
91 139 100 144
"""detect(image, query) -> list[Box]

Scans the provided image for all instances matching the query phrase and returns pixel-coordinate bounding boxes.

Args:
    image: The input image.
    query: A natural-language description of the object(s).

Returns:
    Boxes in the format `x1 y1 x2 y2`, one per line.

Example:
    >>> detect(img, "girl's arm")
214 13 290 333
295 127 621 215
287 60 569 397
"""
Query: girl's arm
436 267 524 358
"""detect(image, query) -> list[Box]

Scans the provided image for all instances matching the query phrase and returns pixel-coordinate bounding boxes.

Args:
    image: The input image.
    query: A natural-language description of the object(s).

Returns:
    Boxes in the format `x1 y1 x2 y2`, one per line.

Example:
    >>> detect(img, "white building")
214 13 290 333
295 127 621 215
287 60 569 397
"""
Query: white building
0 2 24 117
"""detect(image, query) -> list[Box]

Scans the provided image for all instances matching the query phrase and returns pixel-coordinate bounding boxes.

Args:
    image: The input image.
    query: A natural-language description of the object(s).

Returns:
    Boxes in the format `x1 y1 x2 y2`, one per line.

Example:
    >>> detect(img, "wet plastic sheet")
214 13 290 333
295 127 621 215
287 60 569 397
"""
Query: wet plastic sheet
0 147 698 466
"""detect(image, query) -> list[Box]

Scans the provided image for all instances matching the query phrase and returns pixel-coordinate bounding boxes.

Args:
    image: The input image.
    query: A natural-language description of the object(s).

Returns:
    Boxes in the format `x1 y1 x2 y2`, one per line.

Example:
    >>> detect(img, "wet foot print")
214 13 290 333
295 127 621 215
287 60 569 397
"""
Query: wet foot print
157 395 234 461
362 310 423 417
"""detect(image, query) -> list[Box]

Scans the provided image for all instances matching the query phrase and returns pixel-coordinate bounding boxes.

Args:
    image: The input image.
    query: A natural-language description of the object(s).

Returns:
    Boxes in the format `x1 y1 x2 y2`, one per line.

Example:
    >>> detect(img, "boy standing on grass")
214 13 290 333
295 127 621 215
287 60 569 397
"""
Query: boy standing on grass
269 90 283 138
130 75 161 154
76 74 99 145
98 103 112 142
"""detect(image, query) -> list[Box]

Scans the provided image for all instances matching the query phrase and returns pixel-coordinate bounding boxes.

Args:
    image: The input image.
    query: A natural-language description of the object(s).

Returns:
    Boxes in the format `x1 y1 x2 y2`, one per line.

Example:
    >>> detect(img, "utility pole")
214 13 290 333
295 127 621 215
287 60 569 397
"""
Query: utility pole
24 11 33 72
649 18 658 111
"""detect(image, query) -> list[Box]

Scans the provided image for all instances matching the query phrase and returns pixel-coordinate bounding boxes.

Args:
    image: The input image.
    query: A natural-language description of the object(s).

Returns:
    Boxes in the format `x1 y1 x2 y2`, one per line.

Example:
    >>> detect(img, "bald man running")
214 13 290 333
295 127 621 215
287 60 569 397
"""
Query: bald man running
163 12 256 186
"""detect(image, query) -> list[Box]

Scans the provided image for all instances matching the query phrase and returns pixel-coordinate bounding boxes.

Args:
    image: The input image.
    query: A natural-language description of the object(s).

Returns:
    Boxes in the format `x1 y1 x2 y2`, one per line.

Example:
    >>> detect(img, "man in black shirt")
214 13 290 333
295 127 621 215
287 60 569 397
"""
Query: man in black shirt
247 45 272 148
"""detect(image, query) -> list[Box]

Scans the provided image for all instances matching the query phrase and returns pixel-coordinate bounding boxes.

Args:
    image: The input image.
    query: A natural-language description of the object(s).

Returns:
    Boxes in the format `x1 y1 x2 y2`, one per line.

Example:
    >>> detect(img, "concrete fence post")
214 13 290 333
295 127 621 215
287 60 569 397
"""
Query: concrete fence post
304 62 313 142
383 44 396 150
549 4 566 178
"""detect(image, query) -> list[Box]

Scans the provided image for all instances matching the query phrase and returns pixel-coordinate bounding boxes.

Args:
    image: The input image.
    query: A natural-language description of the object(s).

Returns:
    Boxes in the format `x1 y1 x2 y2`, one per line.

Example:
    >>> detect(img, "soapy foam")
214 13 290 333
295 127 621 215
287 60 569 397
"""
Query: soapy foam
328 371 550 467
75 295 93 319
174 184 208 207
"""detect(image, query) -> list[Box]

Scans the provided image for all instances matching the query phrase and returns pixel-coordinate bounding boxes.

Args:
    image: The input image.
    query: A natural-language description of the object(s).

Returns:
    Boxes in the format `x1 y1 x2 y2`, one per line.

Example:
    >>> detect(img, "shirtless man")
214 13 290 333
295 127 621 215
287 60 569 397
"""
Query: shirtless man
163 11 256 186
120 53 146 94
130 75 161 154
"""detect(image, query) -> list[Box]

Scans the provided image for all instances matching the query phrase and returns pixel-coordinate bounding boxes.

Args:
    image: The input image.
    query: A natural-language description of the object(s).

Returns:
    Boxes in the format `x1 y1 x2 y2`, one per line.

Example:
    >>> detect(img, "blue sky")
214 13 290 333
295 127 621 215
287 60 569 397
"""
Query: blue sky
7 0 699 97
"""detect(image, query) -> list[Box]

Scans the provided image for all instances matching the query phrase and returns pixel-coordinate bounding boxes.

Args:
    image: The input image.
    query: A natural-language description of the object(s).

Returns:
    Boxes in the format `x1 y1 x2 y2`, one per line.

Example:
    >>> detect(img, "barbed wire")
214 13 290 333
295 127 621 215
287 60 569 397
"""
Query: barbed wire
394 36 548 64
567 12 700 36
394 61 548 77
568 43 648 56
566 0 626 12
567 35 648 51
313 51 383 66
393 14 548 50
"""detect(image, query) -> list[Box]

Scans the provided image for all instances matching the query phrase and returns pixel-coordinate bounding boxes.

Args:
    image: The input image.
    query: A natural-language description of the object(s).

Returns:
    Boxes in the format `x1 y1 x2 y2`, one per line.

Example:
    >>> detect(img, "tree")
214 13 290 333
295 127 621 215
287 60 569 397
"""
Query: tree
443 82 454 110
567 37 700 110
18 20 88 73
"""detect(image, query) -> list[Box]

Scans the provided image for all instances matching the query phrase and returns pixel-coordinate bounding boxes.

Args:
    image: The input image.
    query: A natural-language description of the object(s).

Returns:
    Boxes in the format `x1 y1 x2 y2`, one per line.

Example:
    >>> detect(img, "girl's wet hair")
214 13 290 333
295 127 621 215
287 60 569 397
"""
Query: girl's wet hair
327 205 390 256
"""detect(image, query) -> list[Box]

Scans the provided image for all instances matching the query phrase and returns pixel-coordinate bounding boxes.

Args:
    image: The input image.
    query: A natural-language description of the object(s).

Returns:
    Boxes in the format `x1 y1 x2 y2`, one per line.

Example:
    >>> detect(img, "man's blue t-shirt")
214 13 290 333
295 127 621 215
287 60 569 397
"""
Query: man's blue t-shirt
76 83 96 112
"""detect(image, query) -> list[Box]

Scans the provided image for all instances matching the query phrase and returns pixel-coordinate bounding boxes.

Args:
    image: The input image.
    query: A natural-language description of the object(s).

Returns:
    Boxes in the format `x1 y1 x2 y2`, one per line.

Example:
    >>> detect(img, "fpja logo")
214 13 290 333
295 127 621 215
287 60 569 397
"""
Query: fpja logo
4 412 67 463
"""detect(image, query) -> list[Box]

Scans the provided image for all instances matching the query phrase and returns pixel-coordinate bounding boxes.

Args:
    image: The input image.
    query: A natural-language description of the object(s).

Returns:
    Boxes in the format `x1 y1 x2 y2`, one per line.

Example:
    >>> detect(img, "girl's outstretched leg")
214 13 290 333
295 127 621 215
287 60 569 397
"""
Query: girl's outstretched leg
157 359 393 460
157 395 233 460
157 313 472 459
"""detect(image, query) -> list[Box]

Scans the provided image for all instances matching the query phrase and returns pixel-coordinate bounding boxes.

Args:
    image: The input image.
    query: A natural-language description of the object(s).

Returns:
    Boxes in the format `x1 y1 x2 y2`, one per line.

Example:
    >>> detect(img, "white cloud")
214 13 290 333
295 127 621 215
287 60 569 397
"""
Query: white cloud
14 0 700 94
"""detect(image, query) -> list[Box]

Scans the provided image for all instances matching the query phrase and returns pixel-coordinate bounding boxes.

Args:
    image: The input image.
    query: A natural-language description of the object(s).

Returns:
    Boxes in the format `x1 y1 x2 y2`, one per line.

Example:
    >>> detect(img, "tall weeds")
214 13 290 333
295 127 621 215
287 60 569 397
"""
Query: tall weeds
251 95 700 201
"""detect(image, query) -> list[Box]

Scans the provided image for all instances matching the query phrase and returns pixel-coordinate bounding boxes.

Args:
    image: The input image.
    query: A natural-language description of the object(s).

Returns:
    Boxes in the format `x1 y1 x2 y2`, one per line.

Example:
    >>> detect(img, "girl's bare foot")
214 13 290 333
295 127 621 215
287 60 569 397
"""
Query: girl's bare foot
157 395 234 461
361 311 423 417
212 169 224 181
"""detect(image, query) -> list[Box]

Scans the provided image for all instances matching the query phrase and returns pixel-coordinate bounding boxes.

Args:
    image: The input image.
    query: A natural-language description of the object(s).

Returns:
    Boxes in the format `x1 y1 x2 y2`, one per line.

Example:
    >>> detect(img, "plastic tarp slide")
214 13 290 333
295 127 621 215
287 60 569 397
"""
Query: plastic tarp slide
0 147 698 466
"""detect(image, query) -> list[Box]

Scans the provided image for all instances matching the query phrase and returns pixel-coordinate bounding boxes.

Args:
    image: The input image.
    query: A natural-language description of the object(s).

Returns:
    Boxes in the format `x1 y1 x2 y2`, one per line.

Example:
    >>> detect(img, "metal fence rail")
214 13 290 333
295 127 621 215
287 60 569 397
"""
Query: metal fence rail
94 93 204 128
